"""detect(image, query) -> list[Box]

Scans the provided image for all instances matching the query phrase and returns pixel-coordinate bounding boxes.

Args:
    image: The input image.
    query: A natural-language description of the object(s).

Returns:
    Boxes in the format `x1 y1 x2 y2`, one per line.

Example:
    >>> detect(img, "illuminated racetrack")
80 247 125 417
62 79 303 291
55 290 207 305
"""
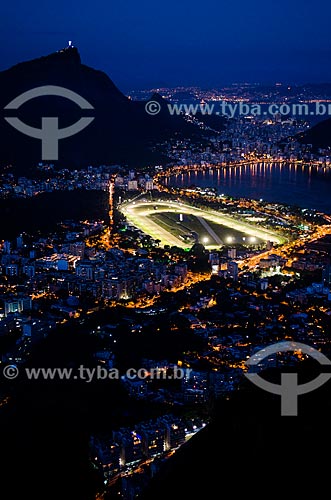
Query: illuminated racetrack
120 200 284 248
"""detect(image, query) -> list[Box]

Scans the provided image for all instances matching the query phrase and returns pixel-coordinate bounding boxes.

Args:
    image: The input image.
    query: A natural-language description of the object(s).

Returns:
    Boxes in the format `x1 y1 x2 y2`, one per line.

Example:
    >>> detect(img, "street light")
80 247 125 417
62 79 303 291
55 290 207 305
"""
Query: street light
203 237 209 244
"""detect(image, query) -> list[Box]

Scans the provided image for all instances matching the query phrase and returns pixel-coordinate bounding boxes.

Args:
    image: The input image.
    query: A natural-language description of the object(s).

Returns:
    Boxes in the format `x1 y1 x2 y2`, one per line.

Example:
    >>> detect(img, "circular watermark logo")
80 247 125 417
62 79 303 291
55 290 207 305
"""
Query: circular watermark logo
3 364 19 379
245 341 331 416
145 100 161 115
4 85 95 161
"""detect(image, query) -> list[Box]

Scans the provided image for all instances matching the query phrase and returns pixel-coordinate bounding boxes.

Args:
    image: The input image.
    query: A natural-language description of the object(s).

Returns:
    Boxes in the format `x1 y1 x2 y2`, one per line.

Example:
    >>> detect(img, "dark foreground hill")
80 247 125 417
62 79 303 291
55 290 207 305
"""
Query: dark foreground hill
0 46 208 171
299 117 331 149
142 365 331 499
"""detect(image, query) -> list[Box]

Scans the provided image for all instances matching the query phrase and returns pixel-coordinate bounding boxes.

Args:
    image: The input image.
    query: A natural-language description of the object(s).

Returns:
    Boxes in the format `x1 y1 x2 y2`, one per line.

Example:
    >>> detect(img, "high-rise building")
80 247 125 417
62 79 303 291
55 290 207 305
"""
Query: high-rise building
260 278 269 291
5 299 23 316
209 253 219 274
174 264 188 279
16 235 23 249
69 241 85 257
3 241 11 254
90 438 120 480
114 175 124 187
112 429 143 466
227 261 239 281
136 423 165 458
4 297 31 317
5 264 18 277
23 264 35 278
143 281 155 294
128 180 138 191
266 240 273 251
145 180 154 190
75 261 94 280
157 416 186 450
102 278 124 300
228 248 237 259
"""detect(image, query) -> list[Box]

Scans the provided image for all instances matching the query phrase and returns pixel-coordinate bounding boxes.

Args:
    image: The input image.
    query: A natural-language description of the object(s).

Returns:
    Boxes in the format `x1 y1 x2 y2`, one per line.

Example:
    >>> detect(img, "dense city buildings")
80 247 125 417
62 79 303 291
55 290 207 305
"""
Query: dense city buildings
2 133 331 497
1 11 331 496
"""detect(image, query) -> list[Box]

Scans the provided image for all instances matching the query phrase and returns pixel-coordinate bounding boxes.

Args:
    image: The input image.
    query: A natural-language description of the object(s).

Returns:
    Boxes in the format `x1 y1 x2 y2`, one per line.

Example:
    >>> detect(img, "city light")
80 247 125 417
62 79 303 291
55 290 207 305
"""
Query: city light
2 37 331 500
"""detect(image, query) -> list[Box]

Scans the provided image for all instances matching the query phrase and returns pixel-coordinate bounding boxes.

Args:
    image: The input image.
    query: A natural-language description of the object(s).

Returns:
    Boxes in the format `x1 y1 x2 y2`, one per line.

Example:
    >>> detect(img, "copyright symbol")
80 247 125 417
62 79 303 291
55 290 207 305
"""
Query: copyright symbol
145 100 161 115
3 365 19 379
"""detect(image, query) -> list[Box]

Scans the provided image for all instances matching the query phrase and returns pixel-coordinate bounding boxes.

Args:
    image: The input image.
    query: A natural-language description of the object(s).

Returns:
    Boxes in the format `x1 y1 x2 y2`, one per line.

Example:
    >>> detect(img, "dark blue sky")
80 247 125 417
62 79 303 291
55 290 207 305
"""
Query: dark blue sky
1 0 331 90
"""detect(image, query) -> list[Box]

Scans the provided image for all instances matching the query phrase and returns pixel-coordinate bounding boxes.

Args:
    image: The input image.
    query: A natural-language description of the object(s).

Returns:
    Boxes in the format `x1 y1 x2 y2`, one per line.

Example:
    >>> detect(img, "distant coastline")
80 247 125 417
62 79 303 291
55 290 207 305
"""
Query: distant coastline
158 161 331 213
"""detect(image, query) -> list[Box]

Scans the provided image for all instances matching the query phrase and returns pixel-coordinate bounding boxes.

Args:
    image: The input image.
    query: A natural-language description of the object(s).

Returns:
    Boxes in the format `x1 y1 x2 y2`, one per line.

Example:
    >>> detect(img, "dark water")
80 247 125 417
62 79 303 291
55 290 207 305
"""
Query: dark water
165 163 331 213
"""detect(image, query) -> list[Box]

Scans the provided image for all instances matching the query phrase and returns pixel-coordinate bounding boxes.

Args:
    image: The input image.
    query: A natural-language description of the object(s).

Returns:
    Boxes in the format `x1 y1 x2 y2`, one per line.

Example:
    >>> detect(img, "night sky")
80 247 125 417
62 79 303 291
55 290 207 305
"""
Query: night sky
1 0 331 89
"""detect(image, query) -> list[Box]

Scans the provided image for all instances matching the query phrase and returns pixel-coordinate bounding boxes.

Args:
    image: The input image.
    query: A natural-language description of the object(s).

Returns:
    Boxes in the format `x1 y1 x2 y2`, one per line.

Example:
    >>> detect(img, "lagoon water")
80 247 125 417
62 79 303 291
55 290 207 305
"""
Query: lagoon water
165 163 331 213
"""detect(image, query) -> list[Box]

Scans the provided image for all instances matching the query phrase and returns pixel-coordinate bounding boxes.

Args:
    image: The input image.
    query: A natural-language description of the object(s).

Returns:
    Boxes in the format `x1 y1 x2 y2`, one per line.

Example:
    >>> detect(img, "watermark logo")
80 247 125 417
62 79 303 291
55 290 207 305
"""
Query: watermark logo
245 341 331 416
4 85 95 160
144 100 331 119
2 364 192 383
3 364 19 379
145 100 161 116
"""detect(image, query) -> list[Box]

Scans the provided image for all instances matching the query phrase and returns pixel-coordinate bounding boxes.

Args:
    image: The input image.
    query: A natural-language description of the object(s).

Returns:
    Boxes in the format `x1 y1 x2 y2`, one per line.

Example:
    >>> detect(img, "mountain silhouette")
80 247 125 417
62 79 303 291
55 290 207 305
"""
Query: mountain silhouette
298 117 331 150
142 364 331 500
0 46 206 171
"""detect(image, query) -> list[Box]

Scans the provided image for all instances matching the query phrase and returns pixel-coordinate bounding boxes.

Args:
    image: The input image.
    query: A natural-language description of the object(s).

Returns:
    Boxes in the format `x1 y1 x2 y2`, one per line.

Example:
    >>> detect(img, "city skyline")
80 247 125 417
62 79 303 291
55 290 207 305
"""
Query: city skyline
1 2 331 498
